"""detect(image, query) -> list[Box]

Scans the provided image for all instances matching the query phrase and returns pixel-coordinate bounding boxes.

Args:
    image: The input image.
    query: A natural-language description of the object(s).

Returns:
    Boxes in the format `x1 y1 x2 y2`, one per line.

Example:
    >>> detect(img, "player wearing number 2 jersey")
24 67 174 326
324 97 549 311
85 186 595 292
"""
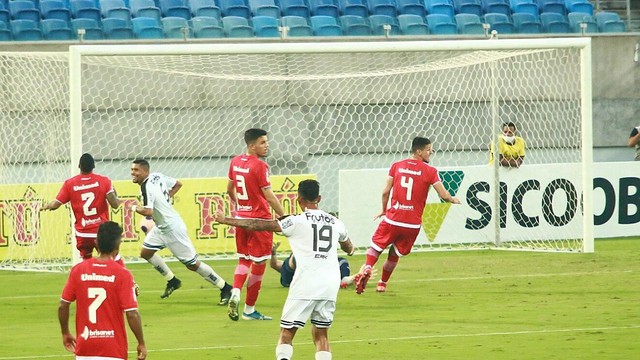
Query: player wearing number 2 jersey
59 221 146 360
216 180 354 360
42 154 123 262
226 128 286 321
354 137 461 294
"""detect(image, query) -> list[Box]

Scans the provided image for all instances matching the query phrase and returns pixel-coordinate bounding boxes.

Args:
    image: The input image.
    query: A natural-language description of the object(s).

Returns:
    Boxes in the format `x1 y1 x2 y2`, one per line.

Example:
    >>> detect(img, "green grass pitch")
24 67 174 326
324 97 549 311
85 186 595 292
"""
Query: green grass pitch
1 238 638 359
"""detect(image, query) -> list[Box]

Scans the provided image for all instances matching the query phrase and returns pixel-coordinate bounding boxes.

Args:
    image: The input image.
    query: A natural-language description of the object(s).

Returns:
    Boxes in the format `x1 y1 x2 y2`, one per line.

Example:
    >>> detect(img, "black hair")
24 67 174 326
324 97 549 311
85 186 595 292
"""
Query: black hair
298 179 320 202
502 122 517 131
79 153 95 173
411 137 431 153
244 128 268 145
96 221 122 254
132 159 150 170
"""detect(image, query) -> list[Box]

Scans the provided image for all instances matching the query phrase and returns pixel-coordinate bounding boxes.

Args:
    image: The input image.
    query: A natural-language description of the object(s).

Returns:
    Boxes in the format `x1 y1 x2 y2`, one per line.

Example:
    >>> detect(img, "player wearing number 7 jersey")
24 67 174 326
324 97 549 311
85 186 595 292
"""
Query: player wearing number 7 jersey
59 221 146 360
216 179 354 360
354 137 461 294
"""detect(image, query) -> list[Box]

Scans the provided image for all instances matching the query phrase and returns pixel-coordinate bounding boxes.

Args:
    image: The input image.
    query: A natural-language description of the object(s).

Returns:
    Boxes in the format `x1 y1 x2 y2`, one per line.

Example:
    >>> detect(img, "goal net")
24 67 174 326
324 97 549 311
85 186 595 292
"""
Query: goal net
0 39 593 272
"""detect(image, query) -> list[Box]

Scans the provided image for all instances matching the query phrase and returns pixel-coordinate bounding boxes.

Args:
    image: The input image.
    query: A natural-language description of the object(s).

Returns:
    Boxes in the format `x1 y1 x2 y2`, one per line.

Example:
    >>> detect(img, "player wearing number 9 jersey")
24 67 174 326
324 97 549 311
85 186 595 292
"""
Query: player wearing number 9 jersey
59 221 146 360
42 153 123 262
354 137 461 295
215 180 355 360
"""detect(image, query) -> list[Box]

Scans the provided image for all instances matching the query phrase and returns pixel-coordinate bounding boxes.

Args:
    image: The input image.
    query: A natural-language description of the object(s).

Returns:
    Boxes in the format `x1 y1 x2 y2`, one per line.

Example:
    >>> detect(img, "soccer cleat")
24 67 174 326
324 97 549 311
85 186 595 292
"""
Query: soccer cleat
160 277 182 299
354 267 372 295
376 281 387 293
242 310 273 320
218 286 232 306
227 293 240 321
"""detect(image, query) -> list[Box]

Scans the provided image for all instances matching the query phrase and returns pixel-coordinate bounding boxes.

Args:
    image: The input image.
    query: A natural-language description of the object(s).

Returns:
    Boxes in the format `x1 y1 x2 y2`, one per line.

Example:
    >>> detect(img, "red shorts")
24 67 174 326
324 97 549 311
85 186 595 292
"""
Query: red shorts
235 226 273 262
75 234 97 259
371 220 421 256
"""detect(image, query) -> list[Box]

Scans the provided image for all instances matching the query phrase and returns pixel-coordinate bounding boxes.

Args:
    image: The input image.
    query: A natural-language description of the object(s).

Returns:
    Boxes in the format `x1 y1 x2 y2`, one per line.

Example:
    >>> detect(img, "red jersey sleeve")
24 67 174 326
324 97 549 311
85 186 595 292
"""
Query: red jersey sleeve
256 161 271 189
55 180 70 204
118 269 138 311
61 266 78 303
227 160 235 181
429 168 441 186
388 162 397 178
103 176 114 195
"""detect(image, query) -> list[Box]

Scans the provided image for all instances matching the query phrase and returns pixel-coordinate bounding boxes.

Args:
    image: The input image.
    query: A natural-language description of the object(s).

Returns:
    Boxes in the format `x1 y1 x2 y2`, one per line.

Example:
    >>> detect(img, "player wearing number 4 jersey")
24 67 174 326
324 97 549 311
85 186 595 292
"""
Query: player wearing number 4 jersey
354 137 461 294
226 128 286 321
216 180 354 360
42 153 124 264
59 221 146 360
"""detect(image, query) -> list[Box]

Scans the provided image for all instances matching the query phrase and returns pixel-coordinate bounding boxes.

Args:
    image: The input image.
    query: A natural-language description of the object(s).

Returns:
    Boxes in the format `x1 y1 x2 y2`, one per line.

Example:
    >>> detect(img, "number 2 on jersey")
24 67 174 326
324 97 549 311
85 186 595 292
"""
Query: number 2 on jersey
236 175 249 201
88 287 106 324
400 176 414 201
81 192 97 216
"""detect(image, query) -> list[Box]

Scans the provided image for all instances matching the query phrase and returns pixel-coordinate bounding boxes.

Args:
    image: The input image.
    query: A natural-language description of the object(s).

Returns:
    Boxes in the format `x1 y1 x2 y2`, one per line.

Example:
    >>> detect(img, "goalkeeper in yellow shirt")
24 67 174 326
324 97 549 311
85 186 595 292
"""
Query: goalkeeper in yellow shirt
489 122 526 168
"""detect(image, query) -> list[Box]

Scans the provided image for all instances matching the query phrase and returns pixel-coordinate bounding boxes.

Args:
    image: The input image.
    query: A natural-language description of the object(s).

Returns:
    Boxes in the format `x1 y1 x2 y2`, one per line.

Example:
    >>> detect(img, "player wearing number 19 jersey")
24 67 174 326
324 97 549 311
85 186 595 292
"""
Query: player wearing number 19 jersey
354 137 461 295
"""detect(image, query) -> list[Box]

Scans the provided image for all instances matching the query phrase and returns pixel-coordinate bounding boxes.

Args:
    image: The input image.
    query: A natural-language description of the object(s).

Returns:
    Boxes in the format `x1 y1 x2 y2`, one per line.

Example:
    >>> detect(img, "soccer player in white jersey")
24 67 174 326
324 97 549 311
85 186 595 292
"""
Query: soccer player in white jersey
129 159 233 305
216 179 354 360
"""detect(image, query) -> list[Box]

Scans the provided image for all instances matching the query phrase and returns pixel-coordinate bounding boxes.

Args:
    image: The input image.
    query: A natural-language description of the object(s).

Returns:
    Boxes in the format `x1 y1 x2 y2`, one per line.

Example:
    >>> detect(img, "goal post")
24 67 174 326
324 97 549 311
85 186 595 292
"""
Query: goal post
0 38 593 272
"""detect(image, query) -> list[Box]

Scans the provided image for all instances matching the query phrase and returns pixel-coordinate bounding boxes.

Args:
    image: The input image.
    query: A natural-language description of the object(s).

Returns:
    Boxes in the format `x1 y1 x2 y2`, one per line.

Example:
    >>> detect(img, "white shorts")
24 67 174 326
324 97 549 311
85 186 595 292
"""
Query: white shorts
142 223 198 266
280 299 336 329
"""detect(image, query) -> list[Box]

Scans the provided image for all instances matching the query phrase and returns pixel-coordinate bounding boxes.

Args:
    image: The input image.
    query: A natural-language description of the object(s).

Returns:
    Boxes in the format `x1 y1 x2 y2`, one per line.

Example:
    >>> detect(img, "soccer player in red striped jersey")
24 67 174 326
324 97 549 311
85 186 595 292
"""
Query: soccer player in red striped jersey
354 137 461 294
59 221 146 360
42 153 124 264
226 128 286 321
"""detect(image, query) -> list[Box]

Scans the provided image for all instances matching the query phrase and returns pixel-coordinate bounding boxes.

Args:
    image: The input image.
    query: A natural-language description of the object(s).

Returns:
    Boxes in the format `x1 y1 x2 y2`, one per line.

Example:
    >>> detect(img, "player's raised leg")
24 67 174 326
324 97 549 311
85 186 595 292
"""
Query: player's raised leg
242 230 273 320
140 246 180 299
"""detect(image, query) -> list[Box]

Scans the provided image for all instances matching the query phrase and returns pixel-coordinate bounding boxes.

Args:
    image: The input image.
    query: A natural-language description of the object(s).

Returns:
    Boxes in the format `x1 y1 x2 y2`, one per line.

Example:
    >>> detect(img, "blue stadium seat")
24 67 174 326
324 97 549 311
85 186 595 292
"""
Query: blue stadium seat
509 0 538 17
159 0 191 19
453 0 482 16
41 18 74 39
310 15 341 35
309 0 339 18
0 3 9 24
218 0 251 18
537 0 565 15
10 1 41 23
71 0 101 22
368 14 399 35
132 16 164 38
189 0 220 19
540 12 571 32
192 15 224 37
368 0 397 17
131 0 162 21
594 11 626 32
454 13 485 34
281 15 312 36
10 19 43 40
248 0 279 17
567 12 596 33
40 0 71 22
426 13 457 34
511 12 541 32
221 15 253 36
484 12 516 33
0 20 11 40
483 0 511 16
251 15 279 36
339 14 369 35
71 17 103 39
338 0 368 18
161 16 191 37
100 0 131 22
102 17 134 38
397 13 428 34
566 0 592 15
279 0 310 18
424 0 454 17
396 0 426 17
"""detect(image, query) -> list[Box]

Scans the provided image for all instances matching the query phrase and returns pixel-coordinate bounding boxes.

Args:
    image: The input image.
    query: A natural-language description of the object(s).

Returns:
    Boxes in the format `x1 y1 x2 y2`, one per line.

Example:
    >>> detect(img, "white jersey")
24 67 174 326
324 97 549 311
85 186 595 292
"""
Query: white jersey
141 172 183 233
277 209 349 301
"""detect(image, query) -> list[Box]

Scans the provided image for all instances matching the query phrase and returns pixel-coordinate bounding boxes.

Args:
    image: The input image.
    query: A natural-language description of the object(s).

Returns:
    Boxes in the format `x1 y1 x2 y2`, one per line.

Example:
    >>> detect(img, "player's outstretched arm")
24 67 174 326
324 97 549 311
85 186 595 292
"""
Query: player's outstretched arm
58 301 76 352
41 200 62 211
340 238 355 256
215 211 282 232
125 310 147 360
270 242 284 271
106 192 122 209
433 182 461 204
262 187 286 217
168 180 182 198
129 203 153 217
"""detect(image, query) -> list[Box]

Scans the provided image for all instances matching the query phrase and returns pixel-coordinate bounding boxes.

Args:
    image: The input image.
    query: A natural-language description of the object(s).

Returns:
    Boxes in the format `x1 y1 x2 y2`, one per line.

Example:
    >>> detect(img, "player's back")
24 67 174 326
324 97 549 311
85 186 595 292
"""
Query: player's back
228 154 271 219
60 173 113 232
62 258 137 359
279 209 348 301
385 158 440 227
141 172 182 232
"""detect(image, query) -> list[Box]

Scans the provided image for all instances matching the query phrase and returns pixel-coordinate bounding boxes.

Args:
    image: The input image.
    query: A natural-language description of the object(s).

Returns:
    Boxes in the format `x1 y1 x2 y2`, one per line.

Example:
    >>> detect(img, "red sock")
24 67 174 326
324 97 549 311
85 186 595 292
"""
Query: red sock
245 262 266 307
381 252 399 283
233 258 252 289
365 247 381 268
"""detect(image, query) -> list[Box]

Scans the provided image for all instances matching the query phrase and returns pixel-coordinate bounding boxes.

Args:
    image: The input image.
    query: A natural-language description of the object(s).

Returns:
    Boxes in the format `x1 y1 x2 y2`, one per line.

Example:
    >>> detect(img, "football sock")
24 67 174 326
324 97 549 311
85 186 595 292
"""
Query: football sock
233 258 252 289
315 351 332 360
245 261 266 307
276 344 293 360
195 262 226 289
381 253 399 283
147 253 174 281
365 247 381 268
231 287 241 298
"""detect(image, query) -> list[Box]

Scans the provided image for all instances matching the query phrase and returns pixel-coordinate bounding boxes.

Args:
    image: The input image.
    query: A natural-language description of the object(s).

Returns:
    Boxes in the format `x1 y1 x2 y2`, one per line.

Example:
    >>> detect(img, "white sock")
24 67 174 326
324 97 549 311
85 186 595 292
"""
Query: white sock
195 262 226 289
244 304 255 314
315 351 331 360
275 344 293 360
231 288 241 297
147 254 174 281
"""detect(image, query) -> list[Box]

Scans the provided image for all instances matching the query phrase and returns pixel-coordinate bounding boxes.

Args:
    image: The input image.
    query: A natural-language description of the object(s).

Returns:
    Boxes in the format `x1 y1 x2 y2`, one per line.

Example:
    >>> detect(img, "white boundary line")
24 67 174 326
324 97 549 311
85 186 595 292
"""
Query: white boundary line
1 324 638 359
